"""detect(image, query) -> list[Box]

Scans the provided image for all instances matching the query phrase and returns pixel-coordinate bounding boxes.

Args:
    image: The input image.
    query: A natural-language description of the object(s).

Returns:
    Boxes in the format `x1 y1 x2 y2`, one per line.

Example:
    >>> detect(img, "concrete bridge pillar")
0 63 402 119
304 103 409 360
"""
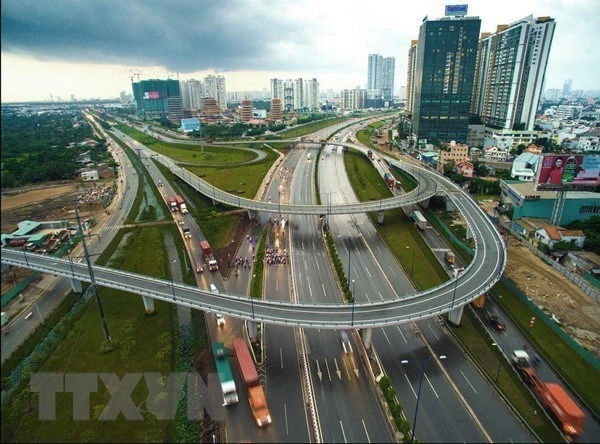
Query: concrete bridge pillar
362 327 373 349
447 305 464 326
247 209 258 220
377 211 385 225
142 296 155 315
247 320 258 340
69 278 82 293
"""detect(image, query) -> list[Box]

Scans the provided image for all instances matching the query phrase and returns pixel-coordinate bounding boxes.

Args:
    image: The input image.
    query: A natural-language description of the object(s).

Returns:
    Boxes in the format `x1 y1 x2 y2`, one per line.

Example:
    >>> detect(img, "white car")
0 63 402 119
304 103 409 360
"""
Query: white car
216 313 225 327
340 331 352 354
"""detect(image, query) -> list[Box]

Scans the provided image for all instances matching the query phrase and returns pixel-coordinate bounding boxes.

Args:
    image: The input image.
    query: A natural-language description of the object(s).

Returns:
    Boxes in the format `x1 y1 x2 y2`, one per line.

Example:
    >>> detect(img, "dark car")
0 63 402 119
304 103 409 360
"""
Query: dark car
486 313 506 331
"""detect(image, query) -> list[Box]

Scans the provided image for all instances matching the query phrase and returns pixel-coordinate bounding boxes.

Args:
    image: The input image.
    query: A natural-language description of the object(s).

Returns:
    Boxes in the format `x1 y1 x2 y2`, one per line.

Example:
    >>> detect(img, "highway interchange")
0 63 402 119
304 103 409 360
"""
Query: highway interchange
3 116 598 442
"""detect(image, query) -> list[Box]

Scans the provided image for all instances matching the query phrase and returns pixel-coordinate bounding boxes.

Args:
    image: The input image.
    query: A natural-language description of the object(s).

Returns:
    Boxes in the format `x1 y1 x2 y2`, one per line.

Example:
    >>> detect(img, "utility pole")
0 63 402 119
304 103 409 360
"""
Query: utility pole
74 200 111 342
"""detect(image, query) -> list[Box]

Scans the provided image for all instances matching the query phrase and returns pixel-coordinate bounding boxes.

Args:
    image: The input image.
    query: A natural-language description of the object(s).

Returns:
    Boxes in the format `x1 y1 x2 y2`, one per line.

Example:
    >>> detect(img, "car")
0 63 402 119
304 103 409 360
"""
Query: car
216 313 225 327
195 263 203 273
486 313 506 331
340 331 352 354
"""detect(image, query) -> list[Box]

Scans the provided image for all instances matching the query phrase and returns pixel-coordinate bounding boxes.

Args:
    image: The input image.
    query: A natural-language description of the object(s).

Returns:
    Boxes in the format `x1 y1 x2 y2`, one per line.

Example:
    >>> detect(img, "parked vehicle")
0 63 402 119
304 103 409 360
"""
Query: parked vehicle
200 241 219 271
232 338 272 427
211 342 238 406
511 350 585 438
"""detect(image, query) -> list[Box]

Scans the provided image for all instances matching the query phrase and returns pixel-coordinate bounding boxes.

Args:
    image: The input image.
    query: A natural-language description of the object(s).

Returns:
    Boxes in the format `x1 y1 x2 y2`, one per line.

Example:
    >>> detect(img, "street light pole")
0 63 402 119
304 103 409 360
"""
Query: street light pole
351 279 355 327
401 355 447 442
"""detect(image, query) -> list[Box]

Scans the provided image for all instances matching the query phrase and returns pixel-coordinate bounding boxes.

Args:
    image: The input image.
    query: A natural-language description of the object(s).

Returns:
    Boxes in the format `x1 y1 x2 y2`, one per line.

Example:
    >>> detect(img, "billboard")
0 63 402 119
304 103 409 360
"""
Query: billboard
445 4 468 16
144 91 160 100
180 118 200 133
535 154 600 191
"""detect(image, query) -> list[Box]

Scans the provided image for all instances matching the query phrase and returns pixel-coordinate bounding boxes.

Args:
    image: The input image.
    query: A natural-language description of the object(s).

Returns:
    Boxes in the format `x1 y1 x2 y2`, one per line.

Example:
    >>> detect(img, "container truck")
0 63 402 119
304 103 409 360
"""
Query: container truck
200 240 219 271
384 172 395 188
175 195 188 214
211 342 239 406
232 338 272 427
411 210 427 230
167 197 178 212
511 350 585 438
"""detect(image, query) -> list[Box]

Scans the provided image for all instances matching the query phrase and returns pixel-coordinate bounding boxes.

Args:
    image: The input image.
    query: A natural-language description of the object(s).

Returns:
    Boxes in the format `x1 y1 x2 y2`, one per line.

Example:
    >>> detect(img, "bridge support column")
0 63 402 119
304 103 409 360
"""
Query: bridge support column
247 209 258 220
362 328 373 349
142 296 155 315
377 211 384 225
69 278 82 293
447 305 464 326
247 320 258 340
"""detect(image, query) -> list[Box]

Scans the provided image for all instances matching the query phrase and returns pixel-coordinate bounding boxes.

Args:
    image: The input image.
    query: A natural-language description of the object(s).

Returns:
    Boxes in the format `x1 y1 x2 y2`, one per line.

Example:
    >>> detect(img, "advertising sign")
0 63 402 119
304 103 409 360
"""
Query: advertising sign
535 154 600 191
180 118 200 133
144 91 160 100
445 4 468 16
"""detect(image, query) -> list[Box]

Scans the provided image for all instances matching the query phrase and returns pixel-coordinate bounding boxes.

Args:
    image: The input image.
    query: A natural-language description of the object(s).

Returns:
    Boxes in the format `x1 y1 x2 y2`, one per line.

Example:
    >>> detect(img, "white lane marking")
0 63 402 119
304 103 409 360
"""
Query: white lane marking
285 403 289 435
322 283 326 298
304 259 308 271
280 348 284 369
378 292 384 301
362 419 371 444
325 358 332 381
428 324 440 340
307 281 314 301
365 267 372 278
381 328 391 345
425 373 439 398
397 326 408 343
405 373 417 399
340 420 348 444
460 370 478 394
388 266 396 276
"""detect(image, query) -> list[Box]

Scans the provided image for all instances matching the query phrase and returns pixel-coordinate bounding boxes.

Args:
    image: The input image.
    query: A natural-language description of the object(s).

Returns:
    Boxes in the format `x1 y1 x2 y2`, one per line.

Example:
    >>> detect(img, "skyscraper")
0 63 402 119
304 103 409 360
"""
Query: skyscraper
204 75 227 111
367 54 395 102
406 40 418 114
562 79 573 96
411 14 481 144
471 16 555 131
271 79 284 99
132 78 183 124
304 78 320 111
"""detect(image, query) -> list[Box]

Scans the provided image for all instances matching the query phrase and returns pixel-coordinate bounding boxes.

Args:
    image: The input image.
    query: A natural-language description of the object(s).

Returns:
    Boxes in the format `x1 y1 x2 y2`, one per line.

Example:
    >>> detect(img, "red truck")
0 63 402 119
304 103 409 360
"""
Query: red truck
199 240 219 271
232 338 272 427
167 197 178 212
511 350 585 438
384 172 396 188
175 195 188 214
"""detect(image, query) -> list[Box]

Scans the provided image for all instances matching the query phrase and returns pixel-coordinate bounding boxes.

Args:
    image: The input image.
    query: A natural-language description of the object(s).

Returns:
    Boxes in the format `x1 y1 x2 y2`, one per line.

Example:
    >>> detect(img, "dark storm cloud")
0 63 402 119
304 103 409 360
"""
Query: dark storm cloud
1 0 314 72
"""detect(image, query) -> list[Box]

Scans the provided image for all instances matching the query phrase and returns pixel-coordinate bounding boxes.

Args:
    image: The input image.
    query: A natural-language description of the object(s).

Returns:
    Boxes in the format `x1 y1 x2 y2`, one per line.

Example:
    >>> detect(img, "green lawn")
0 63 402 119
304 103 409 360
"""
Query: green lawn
3 226 183 443
280 117 352 138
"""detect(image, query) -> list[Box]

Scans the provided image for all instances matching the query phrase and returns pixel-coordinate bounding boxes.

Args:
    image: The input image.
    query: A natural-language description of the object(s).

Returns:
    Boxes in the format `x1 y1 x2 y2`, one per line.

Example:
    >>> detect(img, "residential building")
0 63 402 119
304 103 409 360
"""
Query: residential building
483 146 510 161
562 79 573 96
406 40 418 114
471 16 555 131
466 124 486 148
304 78 320 111
456 160 474 178
534 227 585 249
410 14 481 144
283 79 294 112
271 79 284 100
511 152 540 181
204 75 227 111
438 140 470 172
293 78 304 110
81 169 99 181
544 88 561 101
368 54 395 102
483 128 549 151
180 79 204 109
340 88 366 110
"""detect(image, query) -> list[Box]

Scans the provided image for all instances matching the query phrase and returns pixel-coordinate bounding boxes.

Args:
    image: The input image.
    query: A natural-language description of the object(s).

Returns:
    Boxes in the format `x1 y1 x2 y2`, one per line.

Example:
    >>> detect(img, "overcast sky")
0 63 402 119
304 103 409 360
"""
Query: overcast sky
1 0 598 102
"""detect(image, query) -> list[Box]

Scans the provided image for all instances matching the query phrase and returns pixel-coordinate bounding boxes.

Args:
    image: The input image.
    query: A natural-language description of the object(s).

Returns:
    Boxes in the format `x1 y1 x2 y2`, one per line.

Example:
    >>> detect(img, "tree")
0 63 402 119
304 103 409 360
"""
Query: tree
511 143 527 156
512 122 526 131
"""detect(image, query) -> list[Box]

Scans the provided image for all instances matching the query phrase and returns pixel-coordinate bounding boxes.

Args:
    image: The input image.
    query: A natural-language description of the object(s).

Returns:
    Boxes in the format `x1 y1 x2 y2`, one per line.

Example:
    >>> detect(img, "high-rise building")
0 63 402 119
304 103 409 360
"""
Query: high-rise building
204 75 227 110
304 78 320 111
562 79 573 96
368 54 396 102
132 79 183 124
180 79 204 109
271 79 284 99
340 88 366 110
269 98 283 120
544 88 561 101
410 14 481 144
406 40 418 114
283 80 294 112
471 16 555 131
293 78 304 110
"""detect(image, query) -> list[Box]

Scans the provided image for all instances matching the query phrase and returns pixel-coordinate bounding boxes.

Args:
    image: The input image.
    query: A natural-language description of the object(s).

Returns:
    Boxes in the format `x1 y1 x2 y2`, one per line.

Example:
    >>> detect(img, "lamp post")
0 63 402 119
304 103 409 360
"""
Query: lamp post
351 279 356 327
406 246 415 276
492 342 505 383
401 355 447 442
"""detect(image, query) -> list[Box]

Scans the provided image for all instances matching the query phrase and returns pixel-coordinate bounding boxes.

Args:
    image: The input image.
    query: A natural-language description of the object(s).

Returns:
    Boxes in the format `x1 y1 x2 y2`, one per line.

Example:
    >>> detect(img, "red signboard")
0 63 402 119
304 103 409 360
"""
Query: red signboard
144 91 160 100
535 154 600 191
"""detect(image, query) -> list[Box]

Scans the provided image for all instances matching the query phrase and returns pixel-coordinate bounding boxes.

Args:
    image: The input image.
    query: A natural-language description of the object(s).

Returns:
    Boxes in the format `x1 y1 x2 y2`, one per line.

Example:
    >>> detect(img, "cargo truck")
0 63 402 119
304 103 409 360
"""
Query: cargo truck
167 197 178 212
200 240 219 271
211 342 239 406
175 195 188 214
411 210 427 230
511 350 585 438
232 338 272 427
384 172 396 188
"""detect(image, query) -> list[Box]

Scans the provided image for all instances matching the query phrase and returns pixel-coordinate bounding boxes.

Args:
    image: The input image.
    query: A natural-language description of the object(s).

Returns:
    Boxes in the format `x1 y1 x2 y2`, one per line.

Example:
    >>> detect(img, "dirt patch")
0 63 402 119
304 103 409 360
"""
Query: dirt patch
212 212 255 279
1 184 78 211
504 237 600 357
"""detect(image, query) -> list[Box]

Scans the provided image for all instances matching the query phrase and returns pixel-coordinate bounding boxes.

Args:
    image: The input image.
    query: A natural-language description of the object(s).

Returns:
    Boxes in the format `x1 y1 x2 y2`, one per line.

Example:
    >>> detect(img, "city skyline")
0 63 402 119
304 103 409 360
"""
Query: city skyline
1 0 599 103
